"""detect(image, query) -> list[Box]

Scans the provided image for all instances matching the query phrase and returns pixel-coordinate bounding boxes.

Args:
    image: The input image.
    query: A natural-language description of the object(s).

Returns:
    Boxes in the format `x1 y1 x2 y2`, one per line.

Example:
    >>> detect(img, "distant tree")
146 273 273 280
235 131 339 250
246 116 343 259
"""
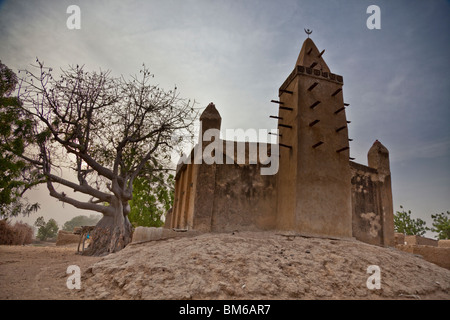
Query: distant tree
394 206 428 236
34 216 59 241
0 220 33 245
62 214 102 232
128 172 174 227
430 211 450 240
0 61 43 219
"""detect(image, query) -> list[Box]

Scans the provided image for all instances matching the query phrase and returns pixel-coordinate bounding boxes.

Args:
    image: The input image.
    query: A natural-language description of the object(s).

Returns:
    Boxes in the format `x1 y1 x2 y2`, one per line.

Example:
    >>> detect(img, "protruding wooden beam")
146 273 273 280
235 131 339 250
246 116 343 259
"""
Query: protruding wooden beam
331 88 342 96
307 82 319 91
278 124 293 129
344 103 350 106
270 115 283 120
348 138 353 141
280 106 294 111
336 126 347 132
280 89 293 95
309 119 320 127
336 146 350 153
307 48 313 55
318 49 325 58
347 120 351 123
271 100 284 105
279 143 292 149
310 61 318 69
334 107 345 114
312 141 324 149
309 101 321 109
349 157 355 160
268 132 282 137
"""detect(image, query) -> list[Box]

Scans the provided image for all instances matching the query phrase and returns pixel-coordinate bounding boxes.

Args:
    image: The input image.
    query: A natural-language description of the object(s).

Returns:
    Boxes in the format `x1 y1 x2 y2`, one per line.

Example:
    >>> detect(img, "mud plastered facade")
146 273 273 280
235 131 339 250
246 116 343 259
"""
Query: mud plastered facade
165 37 394 247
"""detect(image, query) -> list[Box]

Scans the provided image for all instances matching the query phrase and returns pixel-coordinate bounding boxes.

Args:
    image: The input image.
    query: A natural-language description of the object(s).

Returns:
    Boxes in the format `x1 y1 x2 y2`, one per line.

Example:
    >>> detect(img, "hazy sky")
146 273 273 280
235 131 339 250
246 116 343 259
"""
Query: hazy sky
1 0 449 237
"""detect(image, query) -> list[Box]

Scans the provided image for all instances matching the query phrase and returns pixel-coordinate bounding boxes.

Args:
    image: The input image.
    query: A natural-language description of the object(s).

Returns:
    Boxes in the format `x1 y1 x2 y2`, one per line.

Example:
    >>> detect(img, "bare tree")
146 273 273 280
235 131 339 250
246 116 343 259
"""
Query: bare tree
17 60 197 256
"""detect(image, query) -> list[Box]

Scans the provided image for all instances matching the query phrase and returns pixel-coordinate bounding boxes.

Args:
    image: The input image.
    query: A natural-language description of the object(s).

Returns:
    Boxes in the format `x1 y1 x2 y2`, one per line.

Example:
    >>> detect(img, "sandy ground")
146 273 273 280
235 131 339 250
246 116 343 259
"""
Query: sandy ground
0 243 101 300
1 231 449 300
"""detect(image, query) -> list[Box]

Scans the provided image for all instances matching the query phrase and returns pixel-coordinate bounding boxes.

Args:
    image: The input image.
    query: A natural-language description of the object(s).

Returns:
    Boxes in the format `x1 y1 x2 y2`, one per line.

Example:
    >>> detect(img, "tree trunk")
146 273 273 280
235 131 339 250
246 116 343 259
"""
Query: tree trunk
83 202 133 256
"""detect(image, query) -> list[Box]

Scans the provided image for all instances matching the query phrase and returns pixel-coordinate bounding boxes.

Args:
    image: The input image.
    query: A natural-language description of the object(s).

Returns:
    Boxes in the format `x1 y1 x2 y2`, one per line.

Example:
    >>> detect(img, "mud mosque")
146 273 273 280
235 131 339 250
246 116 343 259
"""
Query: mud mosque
165 35 394 247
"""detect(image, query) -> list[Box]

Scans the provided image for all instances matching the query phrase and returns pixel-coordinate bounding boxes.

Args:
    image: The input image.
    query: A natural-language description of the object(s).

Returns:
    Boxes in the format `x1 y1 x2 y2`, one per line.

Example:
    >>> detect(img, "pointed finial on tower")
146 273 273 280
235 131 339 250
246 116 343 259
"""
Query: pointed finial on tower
199 102 222 148
304 28 313 38
200 102 221 121
296 33 331 72
368 140 390 173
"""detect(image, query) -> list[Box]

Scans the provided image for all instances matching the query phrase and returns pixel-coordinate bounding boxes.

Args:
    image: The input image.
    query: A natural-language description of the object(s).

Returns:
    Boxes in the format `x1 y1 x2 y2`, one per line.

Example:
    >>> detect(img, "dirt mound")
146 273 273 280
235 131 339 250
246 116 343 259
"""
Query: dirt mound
78 231 450 300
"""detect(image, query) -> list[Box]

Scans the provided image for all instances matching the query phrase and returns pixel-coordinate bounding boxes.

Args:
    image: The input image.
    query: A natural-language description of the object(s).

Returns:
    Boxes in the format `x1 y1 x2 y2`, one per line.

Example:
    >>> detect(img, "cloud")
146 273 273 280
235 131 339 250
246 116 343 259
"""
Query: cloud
1 0 449 226
391 137 450 163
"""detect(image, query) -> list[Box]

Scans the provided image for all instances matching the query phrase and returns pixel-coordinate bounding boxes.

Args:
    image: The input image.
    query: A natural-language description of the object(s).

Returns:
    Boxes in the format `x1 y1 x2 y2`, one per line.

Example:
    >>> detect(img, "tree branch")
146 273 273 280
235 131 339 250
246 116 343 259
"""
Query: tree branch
127 130 163 192
46 179 112 215
46 173 112 203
